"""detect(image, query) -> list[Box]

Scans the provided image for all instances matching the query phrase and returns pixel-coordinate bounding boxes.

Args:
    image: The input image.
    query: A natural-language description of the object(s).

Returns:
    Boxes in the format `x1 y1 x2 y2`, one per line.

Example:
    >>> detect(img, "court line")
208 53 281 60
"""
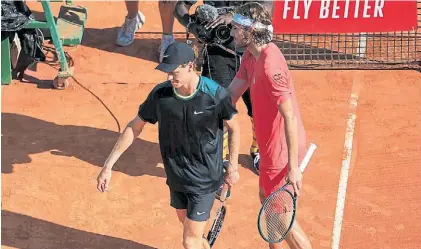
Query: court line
331 73 362 249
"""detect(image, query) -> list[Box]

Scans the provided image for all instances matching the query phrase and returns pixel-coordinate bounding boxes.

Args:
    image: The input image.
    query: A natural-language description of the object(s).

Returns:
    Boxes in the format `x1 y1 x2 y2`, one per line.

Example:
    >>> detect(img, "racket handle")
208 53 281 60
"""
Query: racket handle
299 143 317 173
220 184 230 202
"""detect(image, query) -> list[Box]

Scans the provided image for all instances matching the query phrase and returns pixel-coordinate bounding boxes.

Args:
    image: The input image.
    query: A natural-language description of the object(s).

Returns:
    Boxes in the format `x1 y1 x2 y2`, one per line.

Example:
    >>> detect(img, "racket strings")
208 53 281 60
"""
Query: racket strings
259 189 295 242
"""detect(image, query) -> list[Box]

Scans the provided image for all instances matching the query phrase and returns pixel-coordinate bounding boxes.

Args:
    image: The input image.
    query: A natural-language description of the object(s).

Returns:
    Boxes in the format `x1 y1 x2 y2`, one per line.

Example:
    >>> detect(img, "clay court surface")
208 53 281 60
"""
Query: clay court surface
2 2 421 249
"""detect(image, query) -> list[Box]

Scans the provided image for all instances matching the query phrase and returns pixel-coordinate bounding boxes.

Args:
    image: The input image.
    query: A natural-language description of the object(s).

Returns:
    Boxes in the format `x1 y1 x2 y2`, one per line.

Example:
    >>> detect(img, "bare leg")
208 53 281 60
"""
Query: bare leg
284 221 313 249
159 1 176 35
259 187 284 249
125 0 139 19
183 216 210 249
158 1 176 62
176 209 187 223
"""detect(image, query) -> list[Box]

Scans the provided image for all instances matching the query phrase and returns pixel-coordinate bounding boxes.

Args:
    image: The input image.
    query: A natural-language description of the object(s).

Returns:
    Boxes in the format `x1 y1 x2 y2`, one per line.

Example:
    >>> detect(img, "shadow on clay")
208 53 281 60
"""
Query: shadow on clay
1 112 165 179
2 210 158 249
81 27 165 63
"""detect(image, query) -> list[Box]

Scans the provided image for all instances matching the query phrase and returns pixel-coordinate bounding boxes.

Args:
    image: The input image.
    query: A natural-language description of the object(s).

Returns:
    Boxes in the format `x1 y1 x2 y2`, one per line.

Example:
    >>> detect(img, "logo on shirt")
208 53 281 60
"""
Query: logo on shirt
272 71 287 85
194 111 203 115
197 211 206 215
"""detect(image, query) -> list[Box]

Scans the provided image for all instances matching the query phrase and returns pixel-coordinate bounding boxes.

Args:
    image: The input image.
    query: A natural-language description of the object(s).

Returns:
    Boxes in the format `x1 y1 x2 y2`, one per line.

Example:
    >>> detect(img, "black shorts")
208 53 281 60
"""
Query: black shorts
170 189 216 222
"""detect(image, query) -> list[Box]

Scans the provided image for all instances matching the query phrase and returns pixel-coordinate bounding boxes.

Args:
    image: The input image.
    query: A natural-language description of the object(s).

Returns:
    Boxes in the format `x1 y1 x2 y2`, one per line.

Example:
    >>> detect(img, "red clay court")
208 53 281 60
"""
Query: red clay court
2 1 421 249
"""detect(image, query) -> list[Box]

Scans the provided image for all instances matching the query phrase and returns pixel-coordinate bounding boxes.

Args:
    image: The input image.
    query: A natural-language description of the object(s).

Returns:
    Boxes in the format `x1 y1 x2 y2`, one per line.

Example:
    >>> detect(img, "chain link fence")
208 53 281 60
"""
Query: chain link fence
272 1 421 70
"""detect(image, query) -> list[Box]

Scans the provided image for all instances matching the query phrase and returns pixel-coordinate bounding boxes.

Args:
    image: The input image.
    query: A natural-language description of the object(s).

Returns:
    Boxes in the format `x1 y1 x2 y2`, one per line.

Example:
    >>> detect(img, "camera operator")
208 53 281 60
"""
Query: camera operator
174 1 274 180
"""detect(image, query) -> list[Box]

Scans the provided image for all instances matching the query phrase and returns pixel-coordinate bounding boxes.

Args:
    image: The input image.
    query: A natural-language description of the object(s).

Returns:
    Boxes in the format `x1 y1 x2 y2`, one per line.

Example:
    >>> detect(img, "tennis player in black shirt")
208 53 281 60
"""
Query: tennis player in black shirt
97 42 240 249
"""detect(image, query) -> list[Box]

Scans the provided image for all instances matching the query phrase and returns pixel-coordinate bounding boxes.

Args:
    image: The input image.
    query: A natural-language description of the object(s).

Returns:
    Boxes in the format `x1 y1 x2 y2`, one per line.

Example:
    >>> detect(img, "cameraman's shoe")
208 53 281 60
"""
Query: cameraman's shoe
251 152 260 175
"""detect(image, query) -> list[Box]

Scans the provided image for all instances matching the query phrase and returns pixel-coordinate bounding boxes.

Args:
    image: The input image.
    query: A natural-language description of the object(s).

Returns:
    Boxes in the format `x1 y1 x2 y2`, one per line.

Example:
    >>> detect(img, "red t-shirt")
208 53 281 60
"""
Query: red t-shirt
235 43 307 170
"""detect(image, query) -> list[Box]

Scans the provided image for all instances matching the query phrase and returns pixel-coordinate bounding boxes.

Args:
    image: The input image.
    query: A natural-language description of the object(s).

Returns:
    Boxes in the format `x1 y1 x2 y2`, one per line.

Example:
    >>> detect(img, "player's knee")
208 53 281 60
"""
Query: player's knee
285 222 313 249
182 235 202 249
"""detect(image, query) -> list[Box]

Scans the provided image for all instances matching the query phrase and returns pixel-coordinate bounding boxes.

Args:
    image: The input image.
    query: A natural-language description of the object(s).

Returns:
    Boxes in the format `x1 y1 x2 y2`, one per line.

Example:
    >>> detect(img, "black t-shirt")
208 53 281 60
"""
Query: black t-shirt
138 76 238 194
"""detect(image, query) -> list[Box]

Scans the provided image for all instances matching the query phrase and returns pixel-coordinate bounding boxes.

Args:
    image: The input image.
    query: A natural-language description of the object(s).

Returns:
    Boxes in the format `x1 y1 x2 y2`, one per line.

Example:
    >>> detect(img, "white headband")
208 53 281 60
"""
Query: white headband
232 13 273 33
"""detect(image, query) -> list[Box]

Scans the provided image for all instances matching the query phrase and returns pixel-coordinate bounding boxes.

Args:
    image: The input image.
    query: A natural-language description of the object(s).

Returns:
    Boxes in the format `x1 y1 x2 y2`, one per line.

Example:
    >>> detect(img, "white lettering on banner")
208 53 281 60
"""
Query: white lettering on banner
354 0 360 18
320 0 330 19
344 0 350 18
283 0 385 20
332 0 340 19
363 0 371 18
304 0 312 19
283 0 291 19
374 0 384 17
284 0 313 19
294 0 300 19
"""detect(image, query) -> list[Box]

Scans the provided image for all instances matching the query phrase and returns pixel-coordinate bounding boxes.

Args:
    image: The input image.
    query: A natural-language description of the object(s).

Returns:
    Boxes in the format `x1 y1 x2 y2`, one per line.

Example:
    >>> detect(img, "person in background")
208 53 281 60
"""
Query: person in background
116 0 177 63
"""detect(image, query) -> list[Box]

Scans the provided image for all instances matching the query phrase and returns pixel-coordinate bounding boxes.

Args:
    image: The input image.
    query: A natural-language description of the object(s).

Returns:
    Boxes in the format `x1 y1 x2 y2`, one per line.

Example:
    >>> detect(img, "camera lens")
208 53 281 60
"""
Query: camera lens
216 26 231 40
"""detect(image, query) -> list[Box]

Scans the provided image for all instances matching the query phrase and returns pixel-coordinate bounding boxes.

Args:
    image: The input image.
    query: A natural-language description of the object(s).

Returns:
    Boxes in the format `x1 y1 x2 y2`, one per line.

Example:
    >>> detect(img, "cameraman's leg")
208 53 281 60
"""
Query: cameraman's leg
202 52 236 200
202 52 237 159
158 0 176 62
241 88 260 172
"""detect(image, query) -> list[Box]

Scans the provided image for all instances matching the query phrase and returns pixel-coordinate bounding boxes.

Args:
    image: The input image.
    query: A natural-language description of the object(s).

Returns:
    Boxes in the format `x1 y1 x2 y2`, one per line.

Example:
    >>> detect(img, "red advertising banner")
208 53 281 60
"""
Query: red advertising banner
272 0 418 34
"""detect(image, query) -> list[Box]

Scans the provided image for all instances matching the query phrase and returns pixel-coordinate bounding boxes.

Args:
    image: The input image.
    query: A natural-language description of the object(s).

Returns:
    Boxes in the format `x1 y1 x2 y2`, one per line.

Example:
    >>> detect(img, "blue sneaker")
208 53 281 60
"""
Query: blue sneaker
116 11 145 47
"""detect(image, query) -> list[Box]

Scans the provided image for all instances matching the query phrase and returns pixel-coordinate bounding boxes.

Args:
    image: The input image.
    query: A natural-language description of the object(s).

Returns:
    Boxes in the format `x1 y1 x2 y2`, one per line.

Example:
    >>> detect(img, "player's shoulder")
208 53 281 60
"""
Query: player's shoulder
263 43 288 70
198 76 226 99
149 80 173 98
264 43 285 60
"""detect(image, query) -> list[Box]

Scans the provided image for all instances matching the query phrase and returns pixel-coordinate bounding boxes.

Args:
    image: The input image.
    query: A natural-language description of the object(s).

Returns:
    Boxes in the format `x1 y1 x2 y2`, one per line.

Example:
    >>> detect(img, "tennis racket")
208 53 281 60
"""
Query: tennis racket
206 184 229 248
257 143 318 244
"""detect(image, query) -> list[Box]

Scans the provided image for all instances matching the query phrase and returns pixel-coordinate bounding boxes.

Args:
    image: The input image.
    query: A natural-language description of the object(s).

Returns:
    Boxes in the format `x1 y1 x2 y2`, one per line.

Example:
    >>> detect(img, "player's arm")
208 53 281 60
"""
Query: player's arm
218 88 241 187
97 116 147 192
265 66 302 195
103 116 146 170
227 77 249 105
97 90 158 192
224 114 240 181
278 98 301 195
278 99 299 173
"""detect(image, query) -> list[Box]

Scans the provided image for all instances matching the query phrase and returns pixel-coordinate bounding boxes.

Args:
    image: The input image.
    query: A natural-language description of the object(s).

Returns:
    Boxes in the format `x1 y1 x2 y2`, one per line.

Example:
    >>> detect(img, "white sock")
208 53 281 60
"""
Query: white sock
162 34 174 41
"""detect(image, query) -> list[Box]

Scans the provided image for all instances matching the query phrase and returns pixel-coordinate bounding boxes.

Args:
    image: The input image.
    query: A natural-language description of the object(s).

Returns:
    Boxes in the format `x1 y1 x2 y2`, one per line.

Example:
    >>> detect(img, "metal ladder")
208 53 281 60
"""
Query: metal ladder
1 0 87 89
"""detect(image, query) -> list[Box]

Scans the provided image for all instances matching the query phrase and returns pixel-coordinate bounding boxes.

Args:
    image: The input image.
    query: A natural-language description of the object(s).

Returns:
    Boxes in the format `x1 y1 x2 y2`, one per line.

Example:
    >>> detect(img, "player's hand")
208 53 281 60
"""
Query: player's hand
205 13 233 29
224 161 240 187
286 167 302 197
97 167 112 192
225 170 240 187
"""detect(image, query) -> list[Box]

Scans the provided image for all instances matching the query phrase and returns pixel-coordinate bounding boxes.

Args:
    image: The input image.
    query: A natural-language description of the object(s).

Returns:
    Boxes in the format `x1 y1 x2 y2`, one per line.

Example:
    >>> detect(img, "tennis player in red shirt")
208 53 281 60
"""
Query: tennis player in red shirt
227 3 312 249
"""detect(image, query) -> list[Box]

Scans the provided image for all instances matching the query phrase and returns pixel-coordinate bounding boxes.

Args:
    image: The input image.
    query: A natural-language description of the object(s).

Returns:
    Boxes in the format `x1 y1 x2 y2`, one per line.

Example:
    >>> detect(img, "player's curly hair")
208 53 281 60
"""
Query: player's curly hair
234 2 273 46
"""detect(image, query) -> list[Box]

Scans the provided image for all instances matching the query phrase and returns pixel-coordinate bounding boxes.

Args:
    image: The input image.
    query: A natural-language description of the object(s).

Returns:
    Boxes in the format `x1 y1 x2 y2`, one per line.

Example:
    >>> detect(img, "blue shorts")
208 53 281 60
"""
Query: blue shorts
170 189 216 222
